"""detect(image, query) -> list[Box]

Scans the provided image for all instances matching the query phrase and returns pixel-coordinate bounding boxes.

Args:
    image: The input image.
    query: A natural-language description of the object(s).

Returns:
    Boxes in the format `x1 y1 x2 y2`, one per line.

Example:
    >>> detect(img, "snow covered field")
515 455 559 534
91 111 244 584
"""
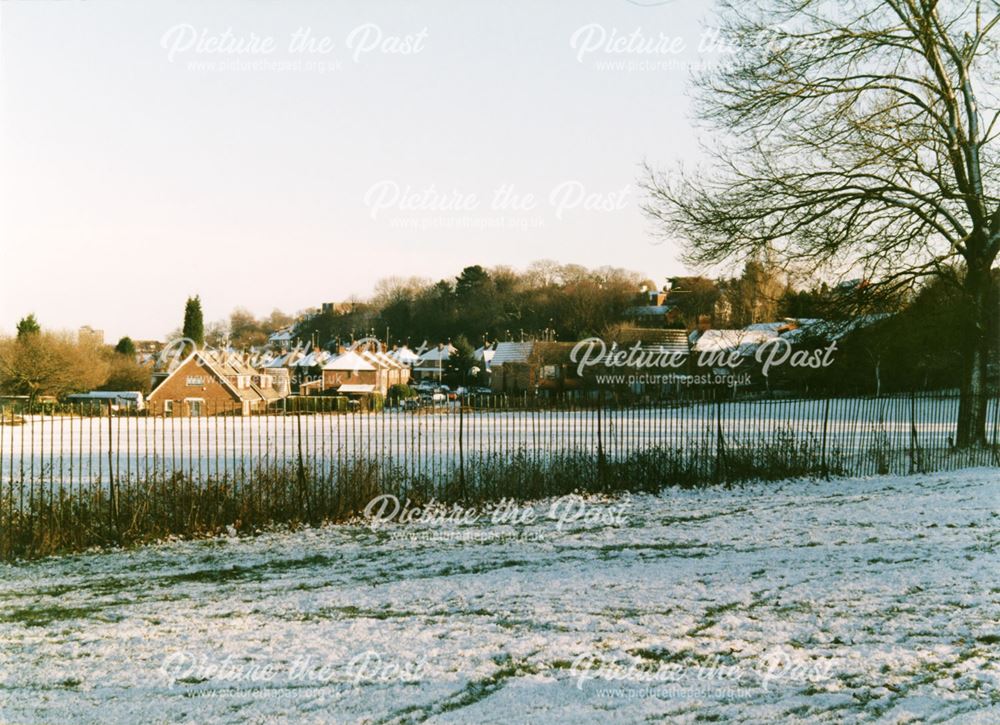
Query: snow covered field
1 467 997 723
3 397 993 487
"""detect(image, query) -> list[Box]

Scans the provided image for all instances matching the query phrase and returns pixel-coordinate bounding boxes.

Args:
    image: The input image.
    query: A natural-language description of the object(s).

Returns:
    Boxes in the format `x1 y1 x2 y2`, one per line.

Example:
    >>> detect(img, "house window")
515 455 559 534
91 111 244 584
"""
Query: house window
186 375 205 386
186 399 204 417
164 400 174 416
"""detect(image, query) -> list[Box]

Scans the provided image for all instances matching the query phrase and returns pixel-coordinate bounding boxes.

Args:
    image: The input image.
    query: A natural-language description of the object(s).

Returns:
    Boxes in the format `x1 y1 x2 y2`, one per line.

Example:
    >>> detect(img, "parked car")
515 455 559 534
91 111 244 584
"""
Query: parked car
431 392 446 404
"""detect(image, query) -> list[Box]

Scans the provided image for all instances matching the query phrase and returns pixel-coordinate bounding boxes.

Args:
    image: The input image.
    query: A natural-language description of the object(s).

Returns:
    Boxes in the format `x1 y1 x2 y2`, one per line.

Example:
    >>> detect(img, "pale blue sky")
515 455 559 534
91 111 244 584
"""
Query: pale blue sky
1 0 718 341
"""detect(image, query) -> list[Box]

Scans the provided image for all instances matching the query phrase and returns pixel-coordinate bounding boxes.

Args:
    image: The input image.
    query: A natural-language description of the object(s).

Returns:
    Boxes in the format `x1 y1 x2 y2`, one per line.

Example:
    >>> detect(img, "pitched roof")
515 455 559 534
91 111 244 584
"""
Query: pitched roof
151 349 289 404
268 327 294 342
411 343 457 372
389 346 421 364
360 350 403 369
611 328 689 354
148 352 246 402
529 342 581 364
416 343 456 363
323 350 376 372
744 322 786 333
491 342 534 366
294 350 332 368
779 314 891 344
199 352 267 402
224 355 258 377
691 329 777 355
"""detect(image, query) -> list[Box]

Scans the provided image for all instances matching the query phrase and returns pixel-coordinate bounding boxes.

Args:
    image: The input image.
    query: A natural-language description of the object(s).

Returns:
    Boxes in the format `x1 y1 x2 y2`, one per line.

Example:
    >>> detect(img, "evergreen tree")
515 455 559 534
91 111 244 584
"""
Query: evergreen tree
446 335 475 386
114 336 136 356
16 314 40 339
182 296 205 346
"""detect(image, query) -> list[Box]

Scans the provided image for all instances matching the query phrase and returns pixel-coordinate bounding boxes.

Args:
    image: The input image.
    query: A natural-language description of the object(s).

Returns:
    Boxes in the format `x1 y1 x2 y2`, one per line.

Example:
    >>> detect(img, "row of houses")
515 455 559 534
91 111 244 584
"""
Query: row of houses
484 318 853 394
487 328 691 394
144 343 450 415
138 315 857 414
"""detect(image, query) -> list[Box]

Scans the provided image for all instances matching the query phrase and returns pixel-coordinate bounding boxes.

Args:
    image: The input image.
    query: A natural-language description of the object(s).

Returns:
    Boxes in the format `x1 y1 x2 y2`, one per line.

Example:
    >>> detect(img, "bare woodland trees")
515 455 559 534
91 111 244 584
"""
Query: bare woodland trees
644 0 1000 445
0 332 109 403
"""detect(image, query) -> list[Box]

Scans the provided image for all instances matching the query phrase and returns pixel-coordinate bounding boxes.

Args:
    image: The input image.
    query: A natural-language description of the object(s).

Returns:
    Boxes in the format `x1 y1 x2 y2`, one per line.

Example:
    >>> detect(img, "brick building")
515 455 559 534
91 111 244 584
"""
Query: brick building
147 351 283 416
316 348 409 397
490 342 582 393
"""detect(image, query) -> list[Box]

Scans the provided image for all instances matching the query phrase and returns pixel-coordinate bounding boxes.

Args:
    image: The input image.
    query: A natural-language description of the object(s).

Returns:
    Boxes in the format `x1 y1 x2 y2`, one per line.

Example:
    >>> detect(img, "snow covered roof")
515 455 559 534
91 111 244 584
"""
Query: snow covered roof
692 329 777 355
268 327 294 343
779 315 892 344
294 350 332 368
389 346 421 365
474 345 496 363
323 350 376 372
337 384 376 394
416 343 456 363
149 351 272 404
337 383 375 393
363 350 403 369
412 343 457 372
743 322 787 333
490 342 534 366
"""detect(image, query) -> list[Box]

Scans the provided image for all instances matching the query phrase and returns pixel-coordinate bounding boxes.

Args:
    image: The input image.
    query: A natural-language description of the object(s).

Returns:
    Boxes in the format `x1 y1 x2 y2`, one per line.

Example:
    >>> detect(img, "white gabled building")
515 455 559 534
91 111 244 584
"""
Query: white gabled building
314 347 410 397
267 326 295 348
411 342 456 381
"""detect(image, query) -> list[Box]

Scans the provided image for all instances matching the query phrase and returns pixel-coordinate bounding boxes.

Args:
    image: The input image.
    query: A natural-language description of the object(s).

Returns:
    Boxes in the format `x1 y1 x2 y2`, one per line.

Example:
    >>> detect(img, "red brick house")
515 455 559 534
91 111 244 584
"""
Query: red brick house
314 348 409 397
147 351 283 416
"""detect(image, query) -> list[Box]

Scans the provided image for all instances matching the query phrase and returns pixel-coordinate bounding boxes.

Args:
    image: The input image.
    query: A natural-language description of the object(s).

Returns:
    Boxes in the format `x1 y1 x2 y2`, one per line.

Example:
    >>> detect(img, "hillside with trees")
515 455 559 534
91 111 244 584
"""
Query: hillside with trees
293 262 646 348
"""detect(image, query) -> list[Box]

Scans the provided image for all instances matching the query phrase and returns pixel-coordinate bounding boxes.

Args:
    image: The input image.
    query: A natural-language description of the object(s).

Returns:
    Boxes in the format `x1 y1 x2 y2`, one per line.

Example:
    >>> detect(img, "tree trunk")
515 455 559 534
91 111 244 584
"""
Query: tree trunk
956 260 992 447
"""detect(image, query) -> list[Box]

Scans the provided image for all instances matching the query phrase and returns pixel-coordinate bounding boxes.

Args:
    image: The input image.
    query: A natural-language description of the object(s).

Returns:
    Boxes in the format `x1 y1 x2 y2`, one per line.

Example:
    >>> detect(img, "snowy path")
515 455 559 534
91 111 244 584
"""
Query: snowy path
1 468 998 723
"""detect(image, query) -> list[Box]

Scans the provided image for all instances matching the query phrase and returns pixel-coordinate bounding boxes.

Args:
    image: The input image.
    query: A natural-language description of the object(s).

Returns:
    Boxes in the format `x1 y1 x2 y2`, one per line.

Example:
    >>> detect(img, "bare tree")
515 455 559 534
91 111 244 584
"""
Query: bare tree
644 0 1000 445
0 333 109 403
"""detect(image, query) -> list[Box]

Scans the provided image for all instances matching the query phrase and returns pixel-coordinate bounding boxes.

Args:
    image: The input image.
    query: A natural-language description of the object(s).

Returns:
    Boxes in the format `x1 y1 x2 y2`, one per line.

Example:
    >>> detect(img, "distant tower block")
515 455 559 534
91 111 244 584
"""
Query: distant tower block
78 325 105 347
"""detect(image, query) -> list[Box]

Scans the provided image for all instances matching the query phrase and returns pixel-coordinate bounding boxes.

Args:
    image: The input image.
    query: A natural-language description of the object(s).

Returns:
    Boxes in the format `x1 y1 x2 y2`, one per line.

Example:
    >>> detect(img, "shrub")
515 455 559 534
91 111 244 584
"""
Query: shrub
388 384 416 403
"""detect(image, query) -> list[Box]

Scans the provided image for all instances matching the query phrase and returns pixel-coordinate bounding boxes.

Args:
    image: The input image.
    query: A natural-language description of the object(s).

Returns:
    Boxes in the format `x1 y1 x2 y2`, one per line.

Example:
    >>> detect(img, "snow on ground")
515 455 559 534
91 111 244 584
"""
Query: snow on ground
6 397 988 487
0 468 997 724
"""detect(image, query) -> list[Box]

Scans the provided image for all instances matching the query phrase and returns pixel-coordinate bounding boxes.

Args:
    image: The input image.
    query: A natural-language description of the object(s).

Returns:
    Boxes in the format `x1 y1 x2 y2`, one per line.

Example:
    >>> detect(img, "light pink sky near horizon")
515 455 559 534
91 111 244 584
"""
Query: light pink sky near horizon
1 0 721 343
